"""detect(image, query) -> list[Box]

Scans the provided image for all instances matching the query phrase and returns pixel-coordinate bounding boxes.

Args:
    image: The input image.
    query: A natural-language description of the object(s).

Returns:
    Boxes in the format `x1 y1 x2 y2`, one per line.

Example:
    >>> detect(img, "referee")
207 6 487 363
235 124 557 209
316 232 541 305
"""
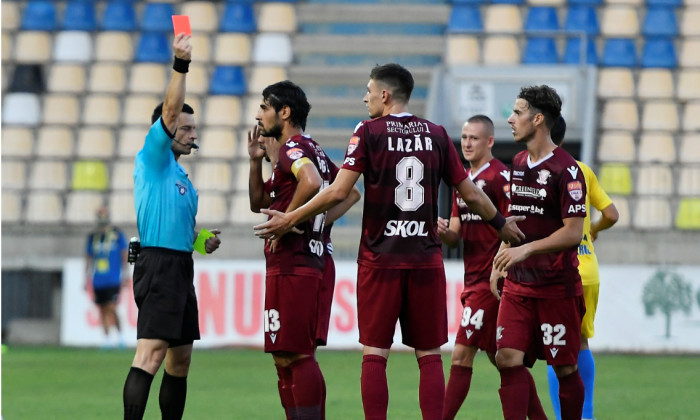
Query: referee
122 33 221 420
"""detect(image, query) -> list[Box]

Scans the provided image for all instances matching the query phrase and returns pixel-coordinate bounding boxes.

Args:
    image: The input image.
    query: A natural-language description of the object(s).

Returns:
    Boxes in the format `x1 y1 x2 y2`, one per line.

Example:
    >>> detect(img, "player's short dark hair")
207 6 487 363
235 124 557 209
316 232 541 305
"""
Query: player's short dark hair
151 102 194 125
517 85 562 130
467 114 495 136
262 80 311 131
551 115 567 146
370 63 414 104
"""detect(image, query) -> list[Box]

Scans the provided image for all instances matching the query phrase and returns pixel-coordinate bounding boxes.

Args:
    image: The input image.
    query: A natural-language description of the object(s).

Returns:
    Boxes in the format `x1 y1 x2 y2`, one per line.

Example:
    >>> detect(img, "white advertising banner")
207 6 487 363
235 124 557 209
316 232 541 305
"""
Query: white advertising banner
61 260 700 353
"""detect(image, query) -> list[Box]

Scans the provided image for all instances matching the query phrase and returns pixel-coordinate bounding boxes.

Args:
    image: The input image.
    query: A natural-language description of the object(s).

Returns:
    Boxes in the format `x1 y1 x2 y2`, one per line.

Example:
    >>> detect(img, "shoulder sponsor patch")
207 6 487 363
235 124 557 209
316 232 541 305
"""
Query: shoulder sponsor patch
347 136 360 155
568 181 583 201
286 147 304 160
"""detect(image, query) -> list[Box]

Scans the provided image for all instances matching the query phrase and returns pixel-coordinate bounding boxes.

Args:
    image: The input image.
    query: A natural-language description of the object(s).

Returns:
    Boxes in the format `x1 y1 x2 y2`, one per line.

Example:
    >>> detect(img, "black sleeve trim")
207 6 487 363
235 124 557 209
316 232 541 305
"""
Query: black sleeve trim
160 117 175 139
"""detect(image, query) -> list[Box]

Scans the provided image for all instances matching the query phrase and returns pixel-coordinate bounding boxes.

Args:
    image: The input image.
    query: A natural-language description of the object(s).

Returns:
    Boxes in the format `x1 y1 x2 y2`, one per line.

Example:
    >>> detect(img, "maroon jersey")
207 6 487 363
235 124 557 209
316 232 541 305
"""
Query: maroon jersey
264 134 334 276
505 147 586 298
341 113 468 268
451 158 511 289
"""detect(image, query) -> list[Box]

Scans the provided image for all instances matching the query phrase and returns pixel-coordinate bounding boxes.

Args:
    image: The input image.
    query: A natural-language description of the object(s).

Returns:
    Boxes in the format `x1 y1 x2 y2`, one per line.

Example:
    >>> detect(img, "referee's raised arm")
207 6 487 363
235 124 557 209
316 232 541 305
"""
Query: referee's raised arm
161 33 192 135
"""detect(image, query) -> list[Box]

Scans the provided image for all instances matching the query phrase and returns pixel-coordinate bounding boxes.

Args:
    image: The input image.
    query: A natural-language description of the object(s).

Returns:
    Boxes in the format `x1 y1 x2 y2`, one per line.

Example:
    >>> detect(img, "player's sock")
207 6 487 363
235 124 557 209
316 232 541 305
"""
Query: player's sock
158 370 187 420
497 365 530 420
578 349 596 419
361 354 389 420
547 364 562 420
289 356 324 420
417 354 445 420
276 364 296 420
443 365 473 420
558 370 584 420
123 367 154 420
525 368 548 420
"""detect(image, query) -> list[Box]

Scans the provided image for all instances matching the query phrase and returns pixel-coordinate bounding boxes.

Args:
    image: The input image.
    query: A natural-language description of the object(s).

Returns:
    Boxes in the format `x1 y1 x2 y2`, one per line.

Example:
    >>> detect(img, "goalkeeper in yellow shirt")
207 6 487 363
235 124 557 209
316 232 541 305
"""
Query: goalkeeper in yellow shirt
548 116 619 420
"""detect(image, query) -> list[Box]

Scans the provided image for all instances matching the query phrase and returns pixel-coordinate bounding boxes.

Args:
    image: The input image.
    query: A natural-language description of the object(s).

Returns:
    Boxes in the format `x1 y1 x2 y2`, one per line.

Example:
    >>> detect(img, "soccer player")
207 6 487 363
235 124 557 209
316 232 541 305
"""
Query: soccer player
439 115 547 420
123 34 222 420
546 116 619 420
491 85 587 420
254 63 525 420
247 80 359 420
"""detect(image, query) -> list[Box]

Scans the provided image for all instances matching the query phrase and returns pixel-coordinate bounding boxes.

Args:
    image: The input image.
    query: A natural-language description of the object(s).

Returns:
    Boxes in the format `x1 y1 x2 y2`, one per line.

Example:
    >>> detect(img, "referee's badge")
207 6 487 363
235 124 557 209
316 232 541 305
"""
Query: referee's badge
175 182 188 195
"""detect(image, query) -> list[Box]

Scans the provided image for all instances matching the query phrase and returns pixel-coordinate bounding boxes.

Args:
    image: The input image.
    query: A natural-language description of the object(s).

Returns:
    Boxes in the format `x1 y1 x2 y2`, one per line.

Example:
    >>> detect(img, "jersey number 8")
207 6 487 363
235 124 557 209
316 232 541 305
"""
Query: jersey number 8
395 156 425 211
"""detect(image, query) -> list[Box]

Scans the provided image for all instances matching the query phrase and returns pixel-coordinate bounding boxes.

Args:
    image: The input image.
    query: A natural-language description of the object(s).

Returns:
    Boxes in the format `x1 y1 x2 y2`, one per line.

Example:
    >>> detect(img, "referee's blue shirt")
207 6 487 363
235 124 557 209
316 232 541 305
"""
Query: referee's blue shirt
134 118 197 252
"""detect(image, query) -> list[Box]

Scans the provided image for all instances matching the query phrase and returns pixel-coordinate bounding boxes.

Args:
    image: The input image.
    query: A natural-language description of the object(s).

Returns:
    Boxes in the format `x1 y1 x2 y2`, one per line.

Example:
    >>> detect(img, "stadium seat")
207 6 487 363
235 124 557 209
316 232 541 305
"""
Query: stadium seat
181 2 218 32
129 63 167 94
483 36 520 65
523 37 559 64
2 191 22 223
608 195 630 229
62 1 97 31
89 63 126 94
42 94 80 125
563 37 598 65
94 32 133 62
637 69 674 99
253 34 293 65
82 94 120 126
111 160 135 190
447 6 483 33
677 70 700 101
641 100 679 131
679 39 700 67
2 93 41 125
8 64 44 95
36 126 74 158
72 160 109 191
564 6 599 35
26 192 63 223
140 3 176 32
679 134 700 164
633 197 671 230
680 8 700 36
2 127 33 158
203 96 242 126
638 133 676 163
642 7 678 37
682 102 700 131
678 166 700 195
641 38 677 68
600 99 638 130
597 131 636 162
445 35 480 65
122 95 160 126
65 191 105 224
117 127 146 158
30 161 68 190
190 34 213 63
601 38 637 67
258 3 296 33
492 0 525 4
188 63 210 95
2 161 27 190
48 64 86 94
21 1 57 31
242 96 261 126
220 3 256 33
600 7 639 37
597 69 634 98
524 7 559 32
2 2 20 31
248 66 287 94
598 163 633 195
77 127 115 159
230 192 265 224
484 5 522 33
528 0 565 6
636 164 673 195
14 32 52 64
196 193 229 225
192 162 232 192
569 0 602 4
53 31 93 62
109 191 135 224
214 33 252 64
135 32 171 63
2 33 13 63
210 66 247 95
647 0 681 5
198 128 237 159
676 198 700 230
101 2 137 32
606 0 643 5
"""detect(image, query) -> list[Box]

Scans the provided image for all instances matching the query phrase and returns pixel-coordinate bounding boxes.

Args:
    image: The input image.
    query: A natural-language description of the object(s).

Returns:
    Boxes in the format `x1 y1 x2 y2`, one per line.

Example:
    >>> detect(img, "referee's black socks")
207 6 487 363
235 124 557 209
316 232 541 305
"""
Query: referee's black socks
123 367 154 420
160 370 188 420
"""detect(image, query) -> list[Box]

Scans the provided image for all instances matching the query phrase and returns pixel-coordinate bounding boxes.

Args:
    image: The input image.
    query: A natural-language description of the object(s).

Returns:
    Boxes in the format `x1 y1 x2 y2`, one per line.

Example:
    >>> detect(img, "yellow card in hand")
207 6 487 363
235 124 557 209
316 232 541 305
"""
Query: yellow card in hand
193 228 215 255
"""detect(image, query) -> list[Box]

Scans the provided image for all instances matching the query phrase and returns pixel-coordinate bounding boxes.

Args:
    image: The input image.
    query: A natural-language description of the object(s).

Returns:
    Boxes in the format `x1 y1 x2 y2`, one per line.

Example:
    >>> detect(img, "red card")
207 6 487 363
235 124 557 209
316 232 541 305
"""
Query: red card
172 15 191 36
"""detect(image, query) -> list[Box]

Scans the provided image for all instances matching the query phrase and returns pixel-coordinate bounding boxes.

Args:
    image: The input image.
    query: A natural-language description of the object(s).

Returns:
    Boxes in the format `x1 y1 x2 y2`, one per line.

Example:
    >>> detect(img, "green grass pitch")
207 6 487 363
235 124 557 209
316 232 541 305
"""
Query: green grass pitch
2 346 698 419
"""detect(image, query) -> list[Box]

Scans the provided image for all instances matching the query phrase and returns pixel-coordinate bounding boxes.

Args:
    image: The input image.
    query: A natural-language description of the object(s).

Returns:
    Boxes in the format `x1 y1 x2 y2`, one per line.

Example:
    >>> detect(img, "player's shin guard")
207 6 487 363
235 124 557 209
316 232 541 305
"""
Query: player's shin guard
578 349 596 419
159 370 187 420
418 354 445 420
289 356 325 420
276 364 297 420
525 368 548 420
558 370 584 420
498 365 530 420
443 365 473 420
547 365 562 420
123 367 154 420
361 354 389 420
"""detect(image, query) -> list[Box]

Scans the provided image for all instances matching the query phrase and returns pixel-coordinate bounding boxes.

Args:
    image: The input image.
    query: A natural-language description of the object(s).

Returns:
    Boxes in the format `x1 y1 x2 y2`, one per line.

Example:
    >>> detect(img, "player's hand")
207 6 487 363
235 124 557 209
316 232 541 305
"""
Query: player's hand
247 125 266 161
173 33 192 61
254 209 294 240
497 215 526 244
261 135 280 166
437 217 449 236
591 228 599 242
205 229 222 254
493 244 531 273
489 268 506 300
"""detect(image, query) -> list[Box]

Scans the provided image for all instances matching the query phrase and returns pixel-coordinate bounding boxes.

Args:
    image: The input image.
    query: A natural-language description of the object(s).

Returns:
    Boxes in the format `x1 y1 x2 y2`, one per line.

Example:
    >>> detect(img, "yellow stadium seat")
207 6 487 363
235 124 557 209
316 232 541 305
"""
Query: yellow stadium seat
2 160 27 190
82 94 120 126
483 36 520 65
129 63 167 94
2 190 22 223
36 126 74 158
89 63 126 94
26 191 63 223
2 2 19 31
641 100 679 131
109 191 135 224
484 5 522 33
214 33 251 65
679 134 700 164
230 192 266 224
258 3 296 33
445 35 480 66
677 70 700 101
180 2 218 32
42 94 80 125
682 102 700 131
72 160 109 191
203 96 242 126
599 163 633 195
122 95 160 126
111 160 135 190
597 131 636 162
601 6 639 37
192 161 232 191
94 32 133 62
2 33 12 62
15 32 52 63
243 95 261 125
77 127 115 159
30 161 68 190
636 164 673 195
248 66 287 94
187 63 209 95
680 8 700 37
196 192 228 226
2 127 33 157
676 197 700 229
637 69 674 99
638 133 675 163
679 39 700 67
47 64 86 93
65 191 105 224
118 127 147 158
198 128 237 159
678 166 700 195
190 33 213 62
601 99 638 131
597 68 634 99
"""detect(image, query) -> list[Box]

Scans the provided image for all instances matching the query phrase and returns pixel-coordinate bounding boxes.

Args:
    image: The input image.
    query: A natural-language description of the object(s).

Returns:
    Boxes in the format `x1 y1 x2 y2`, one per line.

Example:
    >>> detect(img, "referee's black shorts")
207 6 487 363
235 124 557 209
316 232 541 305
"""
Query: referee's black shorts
132 247 200 347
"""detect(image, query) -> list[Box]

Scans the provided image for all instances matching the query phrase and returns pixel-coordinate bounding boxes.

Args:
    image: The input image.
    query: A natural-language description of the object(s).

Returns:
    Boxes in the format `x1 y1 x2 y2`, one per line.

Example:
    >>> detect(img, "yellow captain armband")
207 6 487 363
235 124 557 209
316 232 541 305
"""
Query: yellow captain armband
291 157 313 178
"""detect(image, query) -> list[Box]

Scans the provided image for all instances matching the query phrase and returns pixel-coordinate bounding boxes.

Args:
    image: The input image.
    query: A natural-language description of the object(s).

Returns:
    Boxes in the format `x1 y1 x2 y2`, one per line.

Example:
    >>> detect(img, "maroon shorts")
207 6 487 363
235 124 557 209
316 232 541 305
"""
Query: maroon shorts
455 287 500 354
264 272 323 355
496 291 585 367
357 264 447 350
315 256 335 347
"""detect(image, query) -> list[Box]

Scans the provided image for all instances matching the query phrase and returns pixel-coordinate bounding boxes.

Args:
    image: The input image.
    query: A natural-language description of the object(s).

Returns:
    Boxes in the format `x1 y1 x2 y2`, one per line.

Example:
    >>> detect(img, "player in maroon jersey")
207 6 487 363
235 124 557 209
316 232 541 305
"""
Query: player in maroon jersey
491 85 587 420
439 115 547 420
254 64 525 420
247 80 359 420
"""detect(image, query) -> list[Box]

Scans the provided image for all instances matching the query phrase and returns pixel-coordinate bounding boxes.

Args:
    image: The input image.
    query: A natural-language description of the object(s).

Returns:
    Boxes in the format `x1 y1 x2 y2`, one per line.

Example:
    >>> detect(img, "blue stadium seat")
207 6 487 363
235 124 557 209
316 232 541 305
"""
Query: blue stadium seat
564 37 598 65
522 37 558 64
62 2 97 31
492 0 524 4
135 32 171 63
525 7 559 32
224 0 256 3
565 6 599 35
448 6 482 33
642 38 677 68
21 1 57 31
602 38 637 67
210 66 247 95
568 0 602 4
220 3 256 33
453 0 482 3
140 3 176 32
642 7 679 37
101 2 137 31
647 0 681 6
